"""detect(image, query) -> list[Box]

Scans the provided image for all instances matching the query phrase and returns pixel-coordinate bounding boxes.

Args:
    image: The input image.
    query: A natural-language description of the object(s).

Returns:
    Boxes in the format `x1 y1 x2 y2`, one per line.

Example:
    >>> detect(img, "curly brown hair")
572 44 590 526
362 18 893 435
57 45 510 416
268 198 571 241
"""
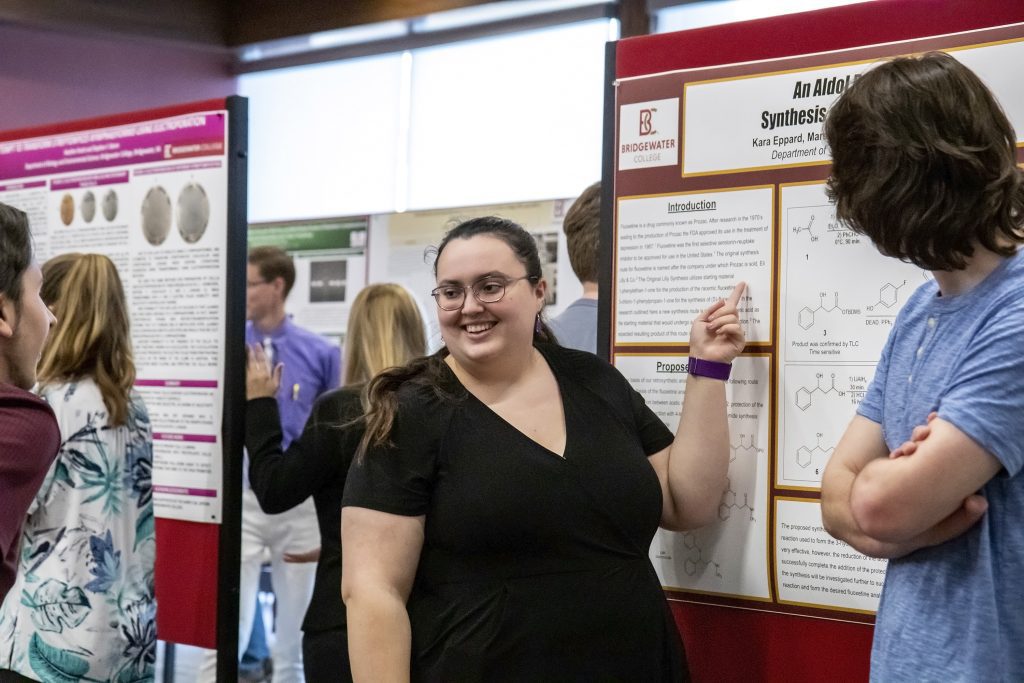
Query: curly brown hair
824 52 1024 271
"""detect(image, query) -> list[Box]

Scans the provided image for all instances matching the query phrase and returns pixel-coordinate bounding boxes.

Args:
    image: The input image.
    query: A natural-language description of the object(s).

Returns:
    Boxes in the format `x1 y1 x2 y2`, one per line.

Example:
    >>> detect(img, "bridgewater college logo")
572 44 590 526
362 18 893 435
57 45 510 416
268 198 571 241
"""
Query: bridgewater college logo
639 109 655 136
619 98 679 170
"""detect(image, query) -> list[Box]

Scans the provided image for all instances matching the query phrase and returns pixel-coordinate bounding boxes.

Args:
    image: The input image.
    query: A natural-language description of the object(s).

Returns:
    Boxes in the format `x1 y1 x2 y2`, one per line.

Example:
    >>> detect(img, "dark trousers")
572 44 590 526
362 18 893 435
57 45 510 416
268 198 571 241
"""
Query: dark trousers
302 628 352 683
0 670 35 682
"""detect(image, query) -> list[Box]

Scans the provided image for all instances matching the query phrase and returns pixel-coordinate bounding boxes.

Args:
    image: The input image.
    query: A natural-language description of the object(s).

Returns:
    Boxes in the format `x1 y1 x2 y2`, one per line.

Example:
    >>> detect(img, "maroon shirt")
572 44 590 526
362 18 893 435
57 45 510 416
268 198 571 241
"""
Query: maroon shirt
0 382 60 602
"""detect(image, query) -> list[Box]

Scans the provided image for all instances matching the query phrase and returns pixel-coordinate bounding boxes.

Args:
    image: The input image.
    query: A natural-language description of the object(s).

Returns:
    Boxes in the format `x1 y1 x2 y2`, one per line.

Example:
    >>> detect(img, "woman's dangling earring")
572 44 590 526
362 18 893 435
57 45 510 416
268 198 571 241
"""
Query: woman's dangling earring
535 313 543 335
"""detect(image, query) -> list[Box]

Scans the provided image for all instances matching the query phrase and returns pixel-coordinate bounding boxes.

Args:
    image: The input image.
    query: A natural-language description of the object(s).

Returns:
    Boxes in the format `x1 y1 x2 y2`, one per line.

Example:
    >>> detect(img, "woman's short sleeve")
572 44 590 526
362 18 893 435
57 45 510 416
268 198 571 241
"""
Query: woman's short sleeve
342 388 444 517
547 344 674 457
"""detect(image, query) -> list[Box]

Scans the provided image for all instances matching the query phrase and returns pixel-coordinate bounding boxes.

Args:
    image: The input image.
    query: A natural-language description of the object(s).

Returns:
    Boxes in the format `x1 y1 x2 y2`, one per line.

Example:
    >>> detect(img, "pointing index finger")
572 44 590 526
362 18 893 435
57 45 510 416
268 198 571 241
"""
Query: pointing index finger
726 281 747 307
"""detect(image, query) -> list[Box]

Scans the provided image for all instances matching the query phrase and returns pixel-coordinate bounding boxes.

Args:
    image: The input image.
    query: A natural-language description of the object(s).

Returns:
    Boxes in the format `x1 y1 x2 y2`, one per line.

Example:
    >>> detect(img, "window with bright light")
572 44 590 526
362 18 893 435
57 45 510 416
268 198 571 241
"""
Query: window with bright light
240 15 615 219
406 19 612 210
239 55 405 221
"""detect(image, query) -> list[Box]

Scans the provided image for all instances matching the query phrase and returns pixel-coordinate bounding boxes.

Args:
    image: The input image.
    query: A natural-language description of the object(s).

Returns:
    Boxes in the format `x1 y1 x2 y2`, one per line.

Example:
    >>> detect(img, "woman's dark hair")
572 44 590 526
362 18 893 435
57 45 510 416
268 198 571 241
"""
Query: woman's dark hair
0 203 33 308
357 216 555 459
824 51 1024 271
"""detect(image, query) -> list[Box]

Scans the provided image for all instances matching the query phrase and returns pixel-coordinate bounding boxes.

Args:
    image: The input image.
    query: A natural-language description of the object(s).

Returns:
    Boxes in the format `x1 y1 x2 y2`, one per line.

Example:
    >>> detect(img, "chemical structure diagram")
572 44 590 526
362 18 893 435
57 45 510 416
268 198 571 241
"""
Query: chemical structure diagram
682 533 723 578
721 435 760 522
795 434 834 469
866 280 906 312
719 477 755 522
729 433 763 462
798 280 905 331
797 291 840 330
792 214 818 241
790 206 853 243
795 373 846 411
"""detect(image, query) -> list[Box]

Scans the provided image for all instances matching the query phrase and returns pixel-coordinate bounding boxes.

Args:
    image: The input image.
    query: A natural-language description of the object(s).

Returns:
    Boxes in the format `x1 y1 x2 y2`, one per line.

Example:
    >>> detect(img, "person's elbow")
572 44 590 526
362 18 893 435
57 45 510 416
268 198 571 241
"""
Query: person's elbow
340 571 357 607
686 495 723 530
849 474 909 542
342 572 403 613
666 480 727 531
819 471 848 541
256 495 292 515
819 497 844 542
341 550 395 608
248 478 292 514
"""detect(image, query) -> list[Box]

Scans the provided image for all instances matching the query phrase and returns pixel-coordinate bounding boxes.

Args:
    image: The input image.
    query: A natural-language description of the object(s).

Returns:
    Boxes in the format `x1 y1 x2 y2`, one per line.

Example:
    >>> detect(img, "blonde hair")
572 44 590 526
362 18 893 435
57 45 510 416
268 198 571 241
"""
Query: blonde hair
38 253 136 426
344 284 426 387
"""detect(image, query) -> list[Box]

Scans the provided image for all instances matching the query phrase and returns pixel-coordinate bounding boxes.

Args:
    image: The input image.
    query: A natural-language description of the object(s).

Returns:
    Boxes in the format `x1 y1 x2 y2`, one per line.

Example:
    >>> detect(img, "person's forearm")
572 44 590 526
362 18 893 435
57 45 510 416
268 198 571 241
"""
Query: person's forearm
822 414 991 557
246 397 325 513
821 415 900 555
821 463 906 557
823 459 985 559
848 457 921 542
346 593 412 683
847 418 1000 543
666 375 730 529
850 458 968 544
819 441 915 557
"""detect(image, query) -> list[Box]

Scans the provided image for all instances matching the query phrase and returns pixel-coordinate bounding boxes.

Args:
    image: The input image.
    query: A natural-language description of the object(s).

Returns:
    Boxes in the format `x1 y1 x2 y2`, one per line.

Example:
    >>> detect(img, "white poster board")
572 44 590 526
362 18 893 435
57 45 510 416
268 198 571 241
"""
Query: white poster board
1 108 233 523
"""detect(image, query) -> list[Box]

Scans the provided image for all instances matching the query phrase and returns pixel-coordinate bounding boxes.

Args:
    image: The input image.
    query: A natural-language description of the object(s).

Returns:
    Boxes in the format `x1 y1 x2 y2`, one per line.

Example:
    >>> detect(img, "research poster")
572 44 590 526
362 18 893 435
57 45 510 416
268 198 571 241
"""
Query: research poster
612 27 1024 619
249 216 369 341
0 108 233 523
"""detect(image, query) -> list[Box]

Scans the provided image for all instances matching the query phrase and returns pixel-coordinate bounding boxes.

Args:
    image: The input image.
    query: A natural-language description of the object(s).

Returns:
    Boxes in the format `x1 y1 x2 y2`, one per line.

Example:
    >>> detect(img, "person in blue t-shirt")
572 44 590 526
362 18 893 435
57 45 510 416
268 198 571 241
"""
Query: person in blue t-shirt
820 52 1024 682
549 182 600 355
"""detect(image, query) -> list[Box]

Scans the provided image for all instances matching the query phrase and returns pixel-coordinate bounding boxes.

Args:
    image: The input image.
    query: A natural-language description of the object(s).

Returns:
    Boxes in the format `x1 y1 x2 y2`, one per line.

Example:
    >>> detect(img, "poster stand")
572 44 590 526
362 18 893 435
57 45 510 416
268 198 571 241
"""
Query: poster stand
217 95 248 683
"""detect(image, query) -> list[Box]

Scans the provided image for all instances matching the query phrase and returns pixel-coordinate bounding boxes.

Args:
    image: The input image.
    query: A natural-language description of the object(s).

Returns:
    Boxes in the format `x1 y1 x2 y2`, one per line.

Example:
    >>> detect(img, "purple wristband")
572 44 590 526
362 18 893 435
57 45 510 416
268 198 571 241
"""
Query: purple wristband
687 356 731 380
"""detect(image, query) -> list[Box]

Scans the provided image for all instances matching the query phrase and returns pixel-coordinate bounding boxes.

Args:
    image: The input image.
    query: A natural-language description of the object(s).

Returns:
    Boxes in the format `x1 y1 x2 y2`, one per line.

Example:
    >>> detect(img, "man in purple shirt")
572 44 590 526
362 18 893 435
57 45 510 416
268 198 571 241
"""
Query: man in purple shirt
201 246 340 683
0 202 59 605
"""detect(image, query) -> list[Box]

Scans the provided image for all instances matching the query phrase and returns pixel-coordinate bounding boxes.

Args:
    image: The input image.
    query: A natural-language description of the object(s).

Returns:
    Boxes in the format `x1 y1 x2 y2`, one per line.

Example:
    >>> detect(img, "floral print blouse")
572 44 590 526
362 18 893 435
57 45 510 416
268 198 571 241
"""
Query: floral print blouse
0 380 155 682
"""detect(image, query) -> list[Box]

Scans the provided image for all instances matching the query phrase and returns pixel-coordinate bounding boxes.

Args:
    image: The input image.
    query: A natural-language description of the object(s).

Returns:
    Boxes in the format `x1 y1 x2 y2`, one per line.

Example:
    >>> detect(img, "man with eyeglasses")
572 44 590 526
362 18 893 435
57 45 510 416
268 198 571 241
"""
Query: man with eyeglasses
201 246 340 683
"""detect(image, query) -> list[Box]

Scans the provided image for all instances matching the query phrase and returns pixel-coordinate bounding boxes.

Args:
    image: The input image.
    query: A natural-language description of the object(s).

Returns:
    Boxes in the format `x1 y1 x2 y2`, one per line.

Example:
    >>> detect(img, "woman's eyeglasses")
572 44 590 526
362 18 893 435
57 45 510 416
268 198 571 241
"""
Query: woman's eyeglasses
431 275 536 311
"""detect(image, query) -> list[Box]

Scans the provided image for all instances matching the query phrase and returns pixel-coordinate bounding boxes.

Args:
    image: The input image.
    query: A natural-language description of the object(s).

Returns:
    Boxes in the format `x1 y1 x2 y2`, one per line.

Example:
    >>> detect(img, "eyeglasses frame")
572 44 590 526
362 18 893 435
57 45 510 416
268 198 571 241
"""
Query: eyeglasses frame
430 274 539 311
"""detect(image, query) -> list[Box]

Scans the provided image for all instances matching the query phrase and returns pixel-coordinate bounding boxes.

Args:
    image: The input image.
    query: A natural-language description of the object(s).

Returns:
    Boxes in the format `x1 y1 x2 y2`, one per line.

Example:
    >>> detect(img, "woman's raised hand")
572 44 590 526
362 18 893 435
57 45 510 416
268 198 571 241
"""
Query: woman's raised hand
247 343 282 400
689 282 747 363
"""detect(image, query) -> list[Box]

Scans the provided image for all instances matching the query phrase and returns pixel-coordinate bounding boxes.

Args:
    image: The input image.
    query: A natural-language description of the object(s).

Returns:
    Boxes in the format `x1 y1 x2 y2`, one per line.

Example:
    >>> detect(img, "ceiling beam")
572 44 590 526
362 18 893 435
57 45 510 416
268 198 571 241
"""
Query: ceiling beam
0 0 228 47
225 0 497 47
0 0 634 54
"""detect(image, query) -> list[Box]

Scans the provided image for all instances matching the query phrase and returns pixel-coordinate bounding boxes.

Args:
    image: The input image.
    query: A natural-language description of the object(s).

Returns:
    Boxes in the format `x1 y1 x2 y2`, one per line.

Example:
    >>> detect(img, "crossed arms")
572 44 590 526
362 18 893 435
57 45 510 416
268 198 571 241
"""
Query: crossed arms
820 414 1001 558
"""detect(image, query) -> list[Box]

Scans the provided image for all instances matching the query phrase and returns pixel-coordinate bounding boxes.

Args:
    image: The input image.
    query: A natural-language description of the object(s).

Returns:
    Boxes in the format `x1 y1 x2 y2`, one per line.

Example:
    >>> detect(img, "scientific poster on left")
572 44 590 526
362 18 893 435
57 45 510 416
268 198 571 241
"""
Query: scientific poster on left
0 108 231 522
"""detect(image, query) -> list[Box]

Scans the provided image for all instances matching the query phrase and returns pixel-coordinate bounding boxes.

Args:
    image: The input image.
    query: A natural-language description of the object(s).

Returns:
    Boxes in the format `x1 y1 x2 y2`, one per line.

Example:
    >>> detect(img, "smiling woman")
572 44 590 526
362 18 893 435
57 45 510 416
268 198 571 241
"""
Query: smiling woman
433 227 547 373
341 215 747 681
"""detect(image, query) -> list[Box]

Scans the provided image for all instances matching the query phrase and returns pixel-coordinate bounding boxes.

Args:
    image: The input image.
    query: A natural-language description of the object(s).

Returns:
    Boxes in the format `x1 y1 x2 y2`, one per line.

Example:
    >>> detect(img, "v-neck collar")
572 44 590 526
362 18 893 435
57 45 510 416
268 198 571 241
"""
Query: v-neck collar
442 344 569 460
